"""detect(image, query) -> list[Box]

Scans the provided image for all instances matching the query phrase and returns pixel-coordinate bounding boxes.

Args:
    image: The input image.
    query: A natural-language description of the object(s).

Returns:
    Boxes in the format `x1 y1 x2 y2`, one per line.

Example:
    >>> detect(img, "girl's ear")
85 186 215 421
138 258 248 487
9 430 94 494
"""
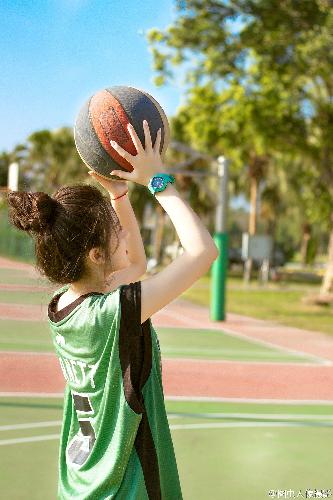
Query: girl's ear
88 247 105 265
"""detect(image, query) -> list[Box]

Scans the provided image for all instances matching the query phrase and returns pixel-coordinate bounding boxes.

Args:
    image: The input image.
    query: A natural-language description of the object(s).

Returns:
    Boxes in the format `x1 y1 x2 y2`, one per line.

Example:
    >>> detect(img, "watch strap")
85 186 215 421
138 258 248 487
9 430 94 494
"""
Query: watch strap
147 173 175 196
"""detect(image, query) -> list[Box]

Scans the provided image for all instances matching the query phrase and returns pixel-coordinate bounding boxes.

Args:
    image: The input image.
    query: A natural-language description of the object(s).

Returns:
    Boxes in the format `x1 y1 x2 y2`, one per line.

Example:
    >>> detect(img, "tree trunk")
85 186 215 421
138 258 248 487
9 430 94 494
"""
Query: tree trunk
244 175 258 282
319 219 333 297
300 222 311 267
249 175 258 235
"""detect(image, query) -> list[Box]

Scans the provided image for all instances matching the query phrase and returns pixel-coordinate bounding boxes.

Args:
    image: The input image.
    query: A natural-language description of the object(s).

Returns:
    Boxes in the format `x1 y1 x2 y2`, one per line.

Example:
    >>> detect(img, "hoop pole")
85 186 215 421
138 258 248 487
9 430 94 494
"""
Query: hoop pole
167 150 229 320
210 156 229 321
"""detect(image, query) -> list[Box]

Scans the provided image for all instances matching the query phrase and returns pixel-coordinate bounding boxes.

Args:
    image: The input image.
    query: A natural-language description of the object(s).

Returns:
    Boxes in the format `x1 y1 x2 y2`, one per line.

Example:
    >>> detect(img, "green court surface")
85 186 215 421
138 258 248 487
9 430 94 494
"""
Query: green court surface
0 319 318 363
0 396 332 500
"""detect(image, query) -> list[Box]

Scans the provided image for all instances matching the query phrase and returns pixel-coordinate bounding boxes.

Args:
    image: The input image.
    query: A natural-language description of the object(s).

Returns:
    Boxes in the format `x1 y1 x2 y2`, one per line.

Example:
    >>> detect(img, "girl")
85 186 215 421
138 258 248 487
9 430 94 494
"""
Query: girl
7 120 219 499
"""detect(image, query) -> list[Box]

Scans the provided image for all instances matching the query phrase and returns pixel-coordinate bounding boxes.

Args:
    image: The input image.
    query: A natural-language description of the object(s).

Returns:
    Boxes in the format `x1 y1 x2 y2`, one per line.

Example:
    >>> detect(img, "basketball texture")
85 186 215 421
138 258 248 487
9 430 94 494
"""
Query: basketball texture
74 86 170 180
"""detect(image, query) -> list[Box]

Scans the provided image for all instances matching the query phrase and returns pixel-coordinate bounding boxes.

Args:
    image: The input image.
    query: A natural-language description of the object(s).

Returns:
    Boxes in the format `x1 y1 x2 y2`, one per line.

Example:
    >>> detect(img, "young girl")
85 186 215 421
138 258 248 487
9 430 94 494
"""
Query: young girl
7 120 219 499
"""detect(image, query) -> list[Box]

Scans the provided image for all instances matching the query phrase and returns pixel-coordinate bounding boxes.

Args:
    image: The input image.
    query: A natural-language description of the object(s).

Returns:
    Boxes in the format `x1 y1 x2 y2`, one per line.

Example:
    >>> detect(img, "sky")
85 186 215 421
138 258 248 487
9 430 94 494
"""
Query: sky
0 0 187 152
0 1 249 209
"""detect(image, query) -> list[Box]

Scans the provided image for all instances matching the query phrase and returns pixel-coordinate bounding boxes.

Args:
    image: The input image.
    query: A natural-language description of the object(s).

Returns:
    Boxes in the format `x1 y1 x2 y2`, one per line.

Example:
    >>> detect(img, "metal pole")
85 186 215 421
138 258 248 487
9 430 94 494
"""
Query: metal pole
210 156 229 321
8 162 19 191
163 142 230 320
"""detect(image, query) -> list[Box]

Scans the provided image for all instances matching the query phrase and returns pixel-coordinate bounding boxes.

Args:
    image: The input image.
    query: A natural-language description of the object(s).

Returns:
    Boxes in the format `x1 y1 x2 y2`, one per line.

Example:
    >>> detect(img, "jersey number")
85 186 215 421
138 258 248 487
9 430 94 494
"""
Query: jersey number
66 391 96 467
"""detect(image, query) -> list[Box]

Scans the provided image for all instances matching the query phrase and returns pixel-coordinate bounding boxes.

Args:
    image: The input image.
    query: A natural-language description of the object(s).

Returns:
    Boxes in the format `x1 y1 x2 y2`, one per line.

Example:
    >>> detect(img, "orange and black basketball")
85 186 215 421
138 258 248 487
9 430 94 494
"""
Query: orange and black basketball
74 85 170 180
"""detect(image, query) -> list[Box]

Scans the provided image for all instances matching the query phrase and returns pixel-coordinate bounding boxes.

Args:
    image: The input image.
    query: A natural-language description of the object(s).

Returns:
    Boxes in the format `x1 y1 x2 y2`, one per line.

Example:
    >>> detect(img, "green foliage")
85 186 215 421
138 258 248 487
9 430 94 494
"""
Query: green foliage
0 152 10 187
146 0 333 264
306 236 319 265
21 127 88 193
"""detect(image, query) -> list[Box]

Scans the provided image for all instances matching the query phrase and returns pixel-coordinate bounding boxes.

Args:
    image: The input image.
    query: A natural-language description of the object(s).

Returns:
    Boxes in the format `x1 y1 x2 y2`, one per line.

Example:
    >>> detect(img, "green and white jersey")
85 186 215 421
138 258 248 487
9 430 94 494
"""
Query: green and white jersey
47 281 183 500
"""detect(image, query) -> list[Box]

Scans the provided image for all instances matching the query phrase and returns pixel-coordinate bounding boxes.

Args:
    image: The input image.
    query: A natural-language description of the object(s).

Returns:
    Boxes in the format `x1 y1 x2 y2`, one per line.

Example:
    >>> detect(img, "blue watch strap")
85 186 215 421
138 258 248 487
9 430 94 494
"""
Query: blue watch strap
148 173 175 196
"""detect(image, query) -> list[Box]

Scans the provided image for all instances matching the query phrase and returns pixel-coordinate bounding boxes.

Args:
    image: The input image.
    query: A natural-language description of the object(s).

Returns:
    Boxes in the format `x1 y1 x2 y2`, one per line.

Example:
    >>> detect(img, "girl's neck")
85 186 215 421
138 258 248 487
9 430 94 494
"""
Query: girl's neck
68 274 116 296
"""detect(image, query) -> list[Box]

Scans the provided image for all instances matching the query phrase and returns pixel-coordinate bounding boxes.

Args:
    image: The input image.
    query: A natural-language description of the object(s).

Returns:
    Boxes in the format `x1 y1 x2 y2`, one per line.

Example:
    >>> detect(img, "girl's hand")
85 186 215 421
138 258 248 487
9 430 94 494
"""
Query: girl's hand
109 120 168 186
88 171 128 198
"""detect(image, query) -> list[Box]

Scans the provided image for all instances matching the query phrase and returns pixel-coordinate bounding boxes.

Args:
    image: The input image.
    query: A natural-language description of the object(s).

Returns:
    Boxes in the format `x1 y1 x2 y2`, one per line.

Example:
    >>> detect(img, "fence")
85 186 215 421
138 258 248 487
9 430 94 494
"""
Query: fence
0 208 35 263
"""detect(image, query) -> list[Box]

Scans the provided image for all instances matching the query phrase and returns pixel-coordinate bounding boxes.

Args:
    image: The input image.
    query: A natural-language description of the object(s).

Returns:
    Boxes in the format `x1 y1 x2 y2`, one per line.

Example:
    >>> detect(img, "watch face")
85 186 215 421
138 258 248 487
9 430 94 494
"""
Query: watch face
152 177 164 188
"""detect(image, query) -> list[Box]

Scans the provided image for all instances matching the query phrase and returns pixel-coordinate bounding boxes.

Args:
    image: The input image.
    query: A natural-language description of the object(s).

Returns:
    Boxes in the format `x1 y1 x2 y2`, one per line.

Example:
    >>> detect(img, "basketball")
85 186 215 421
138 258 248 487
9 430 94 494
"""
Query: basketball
74 85 170 180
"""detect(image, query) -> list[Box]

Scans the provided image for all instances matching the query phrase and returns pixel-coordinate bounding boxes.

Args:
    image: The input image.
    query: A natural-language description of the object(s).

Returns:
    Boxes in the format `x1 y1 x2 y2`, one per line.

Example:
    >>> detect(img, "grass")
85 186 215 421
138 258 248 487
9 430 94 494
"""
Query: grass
182 275 333 335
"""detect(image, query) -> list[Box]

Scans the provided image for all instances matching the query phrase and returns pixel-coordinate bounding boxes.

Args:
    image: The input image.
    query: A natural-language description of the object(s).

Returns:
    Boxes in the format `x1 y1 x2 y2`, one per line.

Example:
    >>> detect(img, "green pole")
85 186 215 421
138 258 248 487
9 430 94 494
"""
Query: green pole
211 232 228 320
210 156 229 321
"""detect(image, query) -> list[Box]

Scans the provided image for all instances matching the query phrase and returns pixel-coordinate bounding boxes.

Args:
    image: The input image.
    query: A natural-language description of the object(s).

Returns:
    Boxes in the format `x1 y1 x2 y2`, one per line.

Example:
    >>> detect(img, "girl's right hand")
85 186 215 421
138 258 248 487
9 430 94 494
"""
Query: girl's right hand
109 120 167 186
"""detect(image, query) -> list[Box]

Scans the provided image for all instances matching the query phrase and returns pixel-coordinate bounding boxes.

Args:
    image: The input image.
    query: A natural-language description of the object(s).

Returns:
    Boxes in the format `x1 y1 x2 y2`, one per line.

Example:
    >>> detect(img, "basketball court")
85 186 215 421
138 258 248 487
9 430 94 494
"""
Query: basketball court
0 256 332 499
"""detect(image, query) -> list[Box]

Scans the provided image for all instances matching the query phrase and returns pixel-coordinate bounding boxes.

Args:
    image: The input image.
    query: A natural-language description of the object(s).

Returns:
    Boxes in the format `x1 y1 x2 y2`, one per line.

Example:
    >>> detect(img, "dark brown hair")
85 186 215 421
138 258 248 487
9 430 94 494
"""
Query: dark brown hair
6 184 121 285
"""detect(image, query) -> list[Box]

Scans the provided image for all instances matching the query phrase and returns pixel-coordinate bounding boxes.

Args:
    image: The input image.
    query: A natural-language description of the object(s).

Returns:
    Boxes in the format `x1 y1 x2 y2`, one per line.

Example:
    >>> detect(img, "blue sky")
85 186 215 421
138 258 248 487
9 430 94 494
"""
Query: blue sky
0 1 250 210
0 0 187 152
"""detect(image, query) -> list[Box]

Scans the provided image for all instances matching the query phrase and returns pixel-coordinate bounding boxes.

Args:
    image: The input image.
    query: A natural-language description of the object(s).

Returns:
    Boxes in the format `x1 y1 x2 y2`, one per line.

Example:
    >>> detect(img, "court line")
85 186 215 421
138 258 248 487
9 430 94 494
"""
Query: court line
2 411 333 433
1 392 333 404
2 419 333 446
0 351 321 367
1 344 317 365
164 357 327 367
162 347 304 356
0 350 55 356
168 412 333 421
170 421 333 429
0 420 62 431
0 434 60 446
220 325 333 366
0 392 65 397
165 395 333 405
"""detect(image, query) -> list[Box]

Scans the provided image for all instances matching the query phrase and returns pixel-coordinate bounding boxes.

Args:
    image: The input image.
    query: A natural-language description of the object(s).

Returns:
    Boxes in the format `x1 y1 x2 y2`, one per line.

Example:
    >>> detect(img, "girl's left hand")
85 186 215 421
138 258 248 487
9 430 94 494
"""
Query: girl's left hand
88 170 128 198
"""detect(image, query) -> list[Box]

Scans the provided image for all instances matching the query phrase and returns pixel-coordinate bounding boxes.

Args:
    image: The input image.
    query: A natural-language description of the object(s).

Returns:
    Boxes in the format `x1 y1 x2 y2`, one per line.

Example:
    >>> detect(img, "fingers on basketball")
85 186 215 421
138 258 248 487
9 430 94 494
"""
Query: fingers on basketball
110 140 134 161
143 120 153 152
109 141 135 177
127 123 144 154
153 128 162 154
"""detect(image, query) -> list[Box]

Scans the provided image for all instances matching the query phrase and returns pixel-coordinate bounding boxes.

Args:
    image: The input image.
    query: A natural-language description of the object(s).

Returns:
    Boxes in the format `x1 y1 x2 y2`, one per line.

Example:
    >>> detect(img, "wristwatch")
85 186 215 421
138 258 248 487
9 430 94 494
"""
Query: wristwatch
147 173 175 196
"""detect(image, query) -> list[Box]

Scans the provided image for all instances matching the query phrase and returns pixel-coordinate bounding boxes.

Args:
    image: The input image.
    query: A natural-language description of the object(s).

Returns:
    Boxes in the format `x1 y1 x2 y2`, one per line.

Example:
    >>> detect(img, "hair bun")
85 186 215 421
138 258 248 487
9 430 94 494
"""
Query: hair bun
7 191 59 233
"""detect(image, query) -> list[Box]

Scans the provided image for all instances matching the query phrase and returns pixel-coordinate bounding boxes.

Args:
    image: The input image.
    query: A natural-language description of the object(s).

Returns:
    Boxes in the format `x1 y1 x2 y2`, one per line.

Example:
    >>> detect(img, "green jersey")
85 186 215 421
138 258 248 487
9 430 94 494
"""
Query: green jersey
48 280 183 500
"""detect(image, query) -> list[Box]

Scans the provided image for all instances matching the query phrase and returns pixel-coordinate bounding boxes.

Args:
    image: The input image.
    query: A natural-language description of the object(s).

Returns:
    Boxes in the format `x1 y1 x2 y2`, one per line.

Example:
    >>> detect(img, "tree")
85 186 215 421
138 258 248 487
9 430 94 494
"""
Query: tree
147 0 333 293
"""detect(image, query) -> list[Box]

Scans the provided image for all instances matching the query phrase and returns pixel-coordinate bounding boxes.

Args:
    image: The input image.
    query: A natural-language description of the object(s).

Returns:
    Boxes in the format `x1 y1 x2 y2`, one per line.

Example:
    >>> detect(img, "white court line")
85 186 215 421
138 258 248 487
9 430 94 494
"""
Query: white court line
170 421 333 430
0 351 54 356
0 434 60 446
0 420 62 431
1 419 333 446
165 395 333 405
163 310 333 366
162 347 303 357
0 392 64 397
2 412 333 433
1 392 333 404
163 356 326 367
168 412 333 421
